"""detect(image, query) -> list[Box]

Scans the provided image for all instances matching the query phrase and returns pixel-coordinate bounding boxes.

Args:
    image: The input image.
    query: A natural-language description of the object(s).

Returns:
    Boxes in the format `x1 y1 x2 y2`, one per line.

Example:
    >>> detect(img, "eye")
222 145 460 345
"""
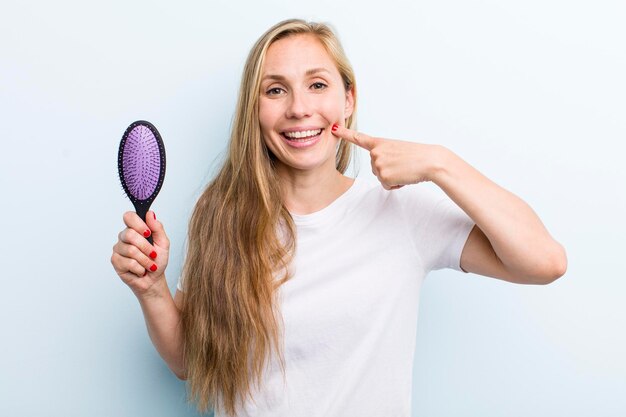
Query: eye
311 82 327 90
266 87 285 96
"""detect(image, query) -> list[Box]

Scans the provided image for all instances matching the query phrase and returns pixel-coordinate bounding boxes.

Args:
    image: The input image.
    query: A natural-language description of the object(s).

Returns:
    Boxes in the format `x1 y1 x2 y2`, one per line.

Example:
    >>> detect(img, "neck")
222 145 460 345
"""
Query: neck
274 163 354 215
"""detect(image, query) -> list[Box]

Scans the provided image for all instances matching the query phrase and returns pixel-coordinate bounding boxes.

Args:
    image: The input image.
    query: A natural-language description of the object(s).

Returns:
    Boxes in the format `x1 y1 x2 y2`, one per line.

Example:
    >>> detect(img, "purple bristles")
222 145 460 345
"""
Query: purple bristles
122 125 161 200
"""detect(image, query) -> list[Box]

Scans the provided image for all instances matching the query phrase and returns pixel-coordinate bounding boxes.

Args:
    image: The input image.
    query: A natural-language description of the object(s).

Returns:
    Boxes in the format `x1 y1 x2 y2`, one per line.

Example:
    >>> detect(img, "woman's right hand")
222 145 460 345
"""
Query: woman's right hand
111 210 170 298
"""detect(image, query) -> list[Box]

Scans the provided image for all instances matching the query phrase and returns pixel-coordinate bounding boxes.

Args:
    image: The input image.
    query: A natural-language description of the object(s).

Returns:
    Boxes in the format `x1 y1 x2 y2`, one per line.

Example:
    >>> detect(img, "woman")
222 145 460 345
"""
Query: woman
111 18 567 417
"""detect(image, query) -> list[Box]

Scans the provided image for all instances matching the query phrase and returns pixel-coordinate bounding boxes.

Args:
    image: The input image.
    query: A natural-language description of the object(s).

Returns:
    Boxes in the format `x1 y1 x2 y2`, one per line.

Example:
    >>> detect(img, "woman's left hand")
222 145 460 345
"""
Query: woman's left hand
331 123 443 190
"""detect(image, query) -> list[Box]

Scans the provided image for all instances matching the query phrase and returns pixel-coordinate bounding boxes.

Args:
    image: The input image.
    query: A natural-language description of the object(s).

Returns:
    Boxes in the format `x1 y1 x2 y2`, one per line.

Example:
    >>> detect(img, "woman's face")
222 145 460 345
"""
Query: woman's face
258 34 354 174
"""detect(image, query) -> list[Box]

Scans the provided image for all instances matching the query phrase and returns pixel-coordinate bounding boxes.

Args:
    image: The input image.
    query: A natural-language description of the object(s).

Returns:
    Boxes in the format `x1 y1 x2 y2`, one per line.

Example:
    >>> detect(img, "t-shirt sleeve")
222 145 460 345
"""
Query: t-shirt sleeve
399 184 475 273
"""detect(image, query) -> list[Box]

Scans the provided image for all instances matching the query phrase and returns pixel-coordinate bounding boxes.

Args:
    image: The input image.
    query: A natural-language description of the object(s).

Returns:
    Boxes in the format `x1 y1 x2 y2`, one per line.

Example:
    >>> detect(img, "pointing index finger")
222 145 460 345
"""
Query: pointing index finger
331 124 376 151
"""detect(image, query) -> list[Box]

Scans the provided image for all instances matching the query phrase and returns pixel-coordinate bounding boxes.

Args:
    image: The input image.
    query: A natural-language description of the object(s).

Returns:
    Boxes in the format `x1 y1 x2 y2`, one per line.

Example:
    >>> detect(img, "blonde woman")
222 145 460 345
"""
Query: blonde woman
111 18 567 417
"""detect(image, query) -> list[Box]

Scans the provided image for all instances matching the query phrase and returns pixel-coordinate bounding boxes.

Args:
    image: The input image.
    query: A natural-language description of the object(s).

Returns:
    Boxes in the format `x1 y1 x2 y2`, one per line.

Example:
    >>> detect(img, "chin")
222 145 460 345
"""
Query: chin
276 153 335 173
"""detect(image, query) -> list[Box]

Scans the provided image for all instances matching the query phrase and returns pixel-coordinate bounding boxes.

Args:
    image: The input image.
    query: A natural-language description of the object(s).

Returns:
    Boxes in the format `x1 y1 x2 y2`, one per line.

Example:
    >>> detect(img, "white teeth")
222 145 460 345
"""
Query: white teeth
284 129 322 139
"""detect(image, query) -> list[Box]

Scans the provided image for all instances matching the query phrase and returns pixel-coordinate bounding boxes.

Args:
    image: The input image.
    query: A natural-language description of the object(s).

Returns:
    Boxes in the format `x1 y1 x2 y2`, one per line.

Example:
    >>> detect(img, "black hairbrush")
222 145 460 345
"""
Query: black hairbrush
117 120 166 245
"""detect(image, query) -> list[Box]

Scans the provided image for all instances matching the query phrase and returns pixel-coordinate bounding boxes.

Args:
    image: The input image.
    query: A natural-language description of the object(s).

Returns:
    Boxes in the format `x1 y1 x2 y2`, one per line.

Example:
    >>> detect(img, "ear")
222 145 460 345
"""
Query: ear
344 87 355 120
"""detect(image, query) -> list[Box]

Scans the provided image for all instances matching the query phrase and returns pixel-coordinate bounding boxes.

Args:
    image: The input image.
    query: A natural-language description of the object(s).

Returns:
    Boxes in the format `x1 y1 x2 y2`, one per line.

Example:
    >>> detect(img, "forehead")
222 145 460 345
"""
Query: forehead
262 34 338 76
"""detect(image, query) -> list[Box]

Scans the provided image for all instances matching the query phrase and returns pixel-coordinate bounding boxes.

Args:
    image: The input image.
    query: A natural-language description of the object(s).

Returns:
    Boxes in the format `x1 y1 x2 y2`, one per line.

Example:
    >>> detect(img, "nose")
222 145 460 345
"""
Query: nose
285 90 312 119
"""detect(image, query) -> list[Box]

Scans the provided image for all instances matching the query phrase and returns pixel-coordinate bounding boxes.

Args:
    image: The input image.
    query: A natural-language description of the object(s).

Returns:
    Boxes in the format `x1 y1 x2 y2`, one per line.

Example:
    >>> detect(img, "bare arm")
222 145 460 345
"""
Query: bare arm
111 210 187 379
432 146 567 284
136 280 186 380
329 124 567 285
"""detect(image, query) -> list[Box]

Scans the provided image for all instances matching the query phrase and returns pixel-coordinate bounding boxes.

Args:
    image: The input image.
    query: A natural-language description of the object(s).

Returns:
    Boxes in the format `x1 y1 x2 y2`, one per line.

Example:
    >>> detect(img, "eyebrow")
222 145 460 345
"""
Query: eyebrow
261 67 331 82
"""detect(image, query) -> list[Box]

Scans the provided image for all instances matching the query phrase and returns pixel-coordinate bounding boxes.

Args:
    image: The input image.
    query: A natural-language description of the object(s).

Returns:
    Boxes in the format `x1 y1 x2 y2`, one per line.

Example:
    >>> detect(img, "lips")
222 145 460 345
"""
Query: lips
280 128 323 148
281 126 325 138
282 128 323 140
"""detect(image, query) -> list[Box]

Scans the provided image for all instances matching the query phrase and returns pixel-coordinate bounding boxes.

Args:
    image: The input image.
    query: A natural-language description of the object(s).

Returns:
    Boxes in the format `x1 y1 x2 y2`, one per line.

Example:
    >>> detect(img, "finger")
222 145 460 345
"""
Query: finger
331 123 377 151
145 211 170 250
114 240 157 274
111 252 147 279
118 226 156 262
123 211 153 242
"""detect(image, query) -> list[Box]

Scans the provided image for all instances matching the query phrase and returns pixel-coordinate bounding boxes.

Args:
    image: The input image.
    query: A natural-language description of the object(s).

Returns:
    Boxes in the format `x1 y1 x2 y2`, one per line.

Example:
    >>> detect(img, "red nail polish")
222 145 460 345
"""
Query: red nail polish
150 264 157 272
153 212 156 220
143 229 151 238
150 251 157 259
331 123 338 132
143 271 147 277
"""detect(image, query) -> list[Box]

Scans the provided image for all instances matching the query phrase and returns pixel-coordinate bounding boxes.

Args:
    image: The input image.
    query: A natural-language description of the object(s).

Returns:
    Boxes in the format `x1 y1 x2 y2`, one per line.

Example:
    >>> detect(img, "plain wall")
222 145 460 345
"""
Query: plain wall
1 0 624 416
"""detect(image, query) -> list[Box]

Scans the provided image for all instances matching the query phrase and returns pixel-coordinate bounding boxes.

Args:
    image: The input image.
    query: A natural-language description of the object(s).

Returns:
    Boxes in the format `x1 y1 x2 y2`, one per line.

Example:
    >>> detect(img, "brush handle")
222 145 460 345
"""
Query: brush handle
134 201 154 245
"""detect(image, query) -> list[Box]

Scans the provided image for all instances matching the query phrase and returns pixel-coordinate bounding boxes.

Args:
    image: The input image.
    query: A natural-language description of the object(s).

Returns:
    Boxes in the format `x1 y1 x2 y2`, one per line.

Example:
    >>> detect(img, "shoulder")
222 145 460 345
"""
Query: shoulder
377 180 452 216
349 178 451 222
395 181 449 202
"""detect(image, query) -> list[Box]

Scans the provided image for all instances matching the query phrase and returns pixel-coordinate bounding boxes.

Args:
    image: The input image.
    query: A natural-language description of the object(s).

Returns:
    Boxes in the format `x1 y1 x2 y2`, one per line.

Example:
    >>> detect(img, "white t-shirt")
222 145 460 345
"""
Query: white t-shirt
177 177 475 416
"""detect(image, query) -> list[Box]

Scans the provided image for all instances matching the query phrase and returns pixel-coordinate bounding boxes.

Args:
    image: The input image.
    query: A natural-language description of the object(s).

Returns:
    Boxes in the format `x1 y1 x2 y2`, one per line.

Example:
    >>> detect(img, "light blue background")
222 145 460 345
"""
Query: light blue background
1 0 624 416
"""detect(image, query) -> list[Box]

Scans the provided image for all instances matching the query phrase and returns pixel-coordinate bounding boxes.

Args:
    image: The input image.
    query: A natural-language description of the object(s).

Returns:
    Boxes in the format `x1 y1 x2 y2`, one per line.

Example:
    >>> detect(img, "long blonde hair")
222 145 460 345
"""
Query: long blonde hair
180 18 358 416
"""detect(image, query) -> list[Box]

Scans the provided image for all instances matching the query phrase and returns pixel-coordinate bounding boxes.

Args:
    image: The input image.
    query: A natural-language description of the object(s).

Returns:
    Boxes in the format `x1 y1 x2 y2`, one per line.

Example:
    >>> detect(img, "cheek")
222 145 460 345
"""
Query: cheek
318 93 347 121
257 104 277 151
258 102 274 131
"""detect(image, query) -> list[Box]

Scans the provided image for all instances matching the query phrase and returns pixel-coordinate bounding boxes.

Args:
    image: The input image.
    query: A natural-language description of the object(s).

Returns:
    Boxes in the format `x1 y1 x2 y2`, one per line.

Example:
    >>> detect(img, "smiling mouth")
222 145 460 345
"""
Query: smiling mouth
281 128 324 141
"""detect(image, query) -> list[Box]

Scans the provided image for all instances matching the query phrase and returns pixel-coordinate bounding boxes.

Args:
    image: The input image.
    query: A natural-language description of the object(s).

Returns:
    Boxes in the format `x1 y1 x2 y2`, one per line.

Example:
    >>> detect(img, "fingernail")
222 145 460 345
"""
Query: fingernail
143 271 148 277
149 250 157 259
143 229 151 238
153 212 156 220
331 123 338 132
150 264 157 272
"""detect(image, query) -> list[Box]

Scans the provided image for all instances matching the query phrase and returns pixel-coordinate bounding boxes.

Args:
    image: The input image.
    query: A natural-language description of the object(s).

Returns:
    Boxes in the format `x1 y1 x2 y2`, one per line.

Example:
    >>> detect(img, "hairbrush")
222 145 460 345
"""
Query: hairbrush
117 120 166 245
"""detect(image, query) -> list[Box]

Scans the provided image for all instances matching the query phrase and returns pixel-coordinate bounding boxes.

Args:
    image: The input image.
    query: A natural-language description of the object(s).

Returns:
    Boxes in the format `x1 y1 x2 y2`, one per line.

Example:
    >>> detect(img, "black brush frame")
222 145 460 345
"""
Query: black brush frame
117 120 166 245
